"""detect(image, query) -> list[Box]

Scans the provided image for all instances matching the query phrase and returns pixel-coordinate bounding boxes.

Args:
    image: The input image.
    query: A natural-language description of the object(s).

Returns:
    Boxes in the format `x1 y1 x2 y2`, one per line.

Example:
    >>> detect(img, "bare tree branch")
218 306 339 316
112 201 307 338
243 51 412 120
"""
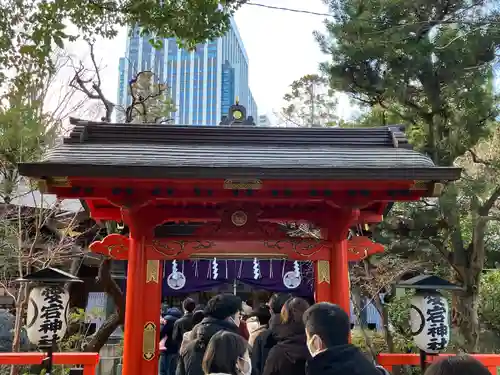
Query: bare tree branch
70 41 115 122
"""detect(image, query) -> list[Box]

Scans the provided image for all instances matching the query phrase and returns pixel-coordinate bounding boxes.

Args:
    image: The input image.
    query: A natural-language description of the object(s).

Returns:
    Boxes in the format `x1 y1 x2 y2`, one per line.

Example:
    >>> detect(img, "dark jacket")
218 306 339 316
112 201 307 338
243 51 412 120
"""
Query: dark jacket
160 313 181 355
172 313 194 349
176 317 239 375
251 315 280 375
262 322 311 375
305 345 389 375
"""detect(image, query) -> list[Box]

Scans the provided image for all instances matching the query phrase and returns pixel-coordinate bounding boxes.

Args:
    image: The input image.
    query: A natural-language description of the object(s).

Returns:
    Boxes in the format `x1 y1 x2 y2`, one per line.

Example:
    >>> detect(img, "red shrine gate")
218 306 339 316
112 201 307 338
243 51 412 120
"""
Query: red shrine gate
19 116 460 375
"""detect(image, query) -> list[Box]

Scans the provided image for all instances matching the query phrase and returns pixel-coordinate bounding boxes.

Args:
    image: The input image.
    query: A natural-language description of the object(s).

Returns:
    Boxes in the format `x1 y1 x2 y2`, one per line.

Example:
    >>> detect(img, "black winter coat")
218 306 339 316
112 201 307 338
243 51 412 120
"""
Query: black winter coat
262 323 311 375
305 345 389 375
160 315 180 355
251 315 280 375
172 313 194 350
176 317 239 375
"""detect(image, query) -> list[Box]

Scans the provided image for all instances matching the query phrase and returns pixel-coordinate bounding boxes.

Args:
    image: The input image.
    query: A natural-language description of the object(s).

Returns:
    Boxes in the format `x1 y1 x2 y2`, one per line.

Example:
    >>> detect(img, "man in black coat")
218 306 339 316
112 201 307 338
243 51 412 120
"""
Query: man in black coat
176 294 242 375
160 308 183 375
172 298 197 350
251 293 291 375
303 303 390 375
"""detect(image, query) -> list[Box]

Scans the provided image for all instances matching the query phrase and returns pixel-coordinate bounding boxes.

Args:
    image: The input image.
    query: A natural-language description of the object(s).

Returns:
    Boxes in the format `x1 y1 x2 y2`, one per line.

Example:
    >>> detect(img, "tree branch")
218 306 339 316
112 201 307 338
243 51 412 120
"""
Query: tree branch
69 41 115 122
479 186 500 216
468 149 492 166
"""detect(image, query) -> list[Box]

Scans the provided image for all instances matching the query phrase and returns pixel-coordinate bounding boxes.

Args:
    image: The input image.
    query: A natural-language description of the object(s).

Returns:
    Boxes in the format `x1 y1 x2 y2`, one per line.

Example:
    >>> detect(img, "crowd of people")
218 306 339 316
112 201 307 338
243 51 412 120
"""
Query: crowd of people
158 293 490 375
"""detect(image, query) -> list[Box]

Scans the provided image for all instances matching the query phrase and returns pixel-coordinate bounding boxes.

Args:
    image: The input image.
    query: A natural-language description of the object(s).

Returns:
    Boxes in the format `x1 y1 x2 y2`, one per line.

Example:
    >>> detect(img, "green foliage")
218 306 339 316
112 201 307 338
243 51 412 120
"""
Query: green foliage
59 308 87 352
351 326 415 355
318 0 500 165
0 0 246 88
0 77 59 203
322 0 500 350
280 74 338 127
479 270 500 332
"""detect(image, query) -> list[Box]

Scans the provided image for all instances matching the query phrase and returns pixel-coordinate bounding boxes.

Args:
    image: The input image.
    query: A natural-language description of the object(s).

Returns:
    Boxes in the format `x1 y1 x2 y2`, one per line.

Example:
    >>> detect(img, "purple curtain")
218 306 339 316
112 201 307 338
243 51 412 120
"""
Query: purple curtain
121 259 314 297
161 259 314 296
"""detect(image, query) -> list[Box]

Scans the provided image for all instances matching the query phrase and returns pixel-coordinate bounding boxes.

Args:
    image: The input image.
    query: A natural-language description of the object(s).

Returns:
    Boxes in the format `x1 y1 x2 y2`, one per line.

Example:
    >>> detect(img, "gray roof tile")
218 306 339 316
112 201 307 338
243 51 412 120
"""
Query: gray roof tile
18 120 461 181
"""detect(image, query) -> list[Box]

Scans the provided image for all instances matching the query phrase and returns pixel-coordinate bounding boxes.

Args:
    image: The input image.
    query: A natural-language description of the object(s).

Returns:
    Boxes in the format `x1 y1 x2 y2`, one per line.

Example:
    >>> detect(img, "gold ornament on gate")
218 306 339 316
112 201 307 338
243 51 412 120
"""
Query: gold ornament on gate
231 210 248 227
317 261 330 284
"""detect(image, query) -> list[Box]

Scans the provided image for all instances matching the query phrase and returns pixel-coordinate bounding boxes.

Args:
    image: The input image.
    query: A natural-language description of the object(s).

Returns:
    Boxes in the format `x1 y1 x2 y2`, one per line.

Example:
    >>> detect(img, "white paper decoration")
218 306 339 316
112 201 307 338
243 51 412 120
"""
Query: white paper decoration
293 261 300 277
212 258 219 280
27 286 69 346
283 261 302 289
253 258 261 280
167 260 186 290
410 293 450 353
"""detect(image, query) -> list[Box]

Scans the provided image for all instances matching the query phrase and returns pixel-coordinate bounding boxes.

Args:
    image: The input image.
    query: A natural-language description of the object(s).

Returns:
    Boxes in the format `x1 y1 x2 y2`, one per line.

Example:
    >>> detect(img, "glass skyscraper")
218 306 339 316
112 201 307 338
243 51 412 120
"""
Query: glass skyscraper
117 19 258 125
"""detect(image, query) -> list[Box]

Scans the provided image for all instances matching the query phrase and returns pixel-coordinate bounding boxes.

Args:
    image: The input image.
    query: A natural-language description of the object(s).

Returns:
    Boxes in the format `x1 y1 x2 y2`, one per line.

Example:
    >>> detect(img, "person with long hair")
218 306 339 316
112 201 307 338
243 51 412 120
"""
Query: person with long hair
251 293 291 375
177 294 243 375
202 331 252 375
262 297 311 375
424 356 490 375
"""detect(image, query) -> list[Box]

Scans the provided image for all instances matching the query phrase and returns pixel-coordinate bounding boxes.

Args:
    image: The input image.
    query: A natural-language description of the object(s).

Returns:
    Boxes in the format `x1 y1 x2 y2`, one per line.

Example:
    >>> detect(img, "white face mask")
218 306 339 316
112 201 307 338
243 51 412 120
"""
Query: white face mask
307 335 320 357
236 356 252 375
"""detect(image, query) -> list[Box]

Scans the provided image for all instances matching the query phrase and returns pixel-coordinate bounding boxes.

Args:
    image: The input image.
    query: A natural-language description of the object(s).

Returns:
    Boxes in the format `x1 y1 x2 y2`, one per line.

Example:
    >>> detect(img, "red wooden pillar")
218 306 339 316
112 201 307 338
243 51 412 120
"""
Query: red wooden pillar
314 238 349 314
142 259 163 373
122 231 146 375
330 237 350 314
315 209 358 316
122 210 163 375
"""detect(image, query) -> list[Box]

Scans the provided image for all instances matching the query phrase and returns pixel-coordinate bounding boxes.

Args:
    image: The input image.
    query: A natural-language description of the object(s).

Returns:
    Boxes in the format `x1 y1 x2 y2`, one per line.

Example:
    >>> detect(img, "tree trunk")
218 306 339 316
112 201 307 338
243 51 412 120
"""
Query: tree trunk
453 287 480 352
449 209 488 353
84 259 125 353
10 285 26 375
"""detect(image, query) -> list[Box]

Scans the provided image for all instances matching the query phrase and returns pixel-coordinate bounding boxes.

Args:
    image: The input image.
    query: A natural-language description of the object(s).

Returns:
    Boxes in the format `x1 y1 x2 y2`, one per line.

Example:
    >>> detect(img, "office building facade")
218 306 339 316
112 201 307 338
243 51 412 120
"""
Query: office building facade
117 19 257 125
257 114 271 127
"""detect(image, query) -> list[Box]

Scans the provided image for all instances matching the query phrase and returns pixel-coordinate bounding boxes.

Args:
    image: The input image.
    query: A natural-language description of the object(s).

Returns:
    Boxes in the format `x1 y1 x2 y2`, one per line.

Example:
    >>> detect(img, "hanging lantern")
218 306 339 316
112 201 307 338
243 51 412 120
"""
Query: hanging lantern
167 260 186 290
410 293 450 353
26 286 69 347
395 274 462 357
15 267 82 348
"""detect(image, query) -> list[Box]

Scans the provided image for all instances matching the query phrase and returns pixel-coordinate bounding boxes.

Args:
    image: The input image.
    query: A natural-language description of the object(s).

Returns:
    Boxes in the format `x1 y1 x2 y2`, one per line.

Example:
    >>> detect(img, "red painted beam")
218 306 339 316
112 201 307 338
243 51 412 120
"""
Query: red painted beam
52 186 426 200
84 200 384 224
377 354 500 374
67 177 415 191
89 234 384 262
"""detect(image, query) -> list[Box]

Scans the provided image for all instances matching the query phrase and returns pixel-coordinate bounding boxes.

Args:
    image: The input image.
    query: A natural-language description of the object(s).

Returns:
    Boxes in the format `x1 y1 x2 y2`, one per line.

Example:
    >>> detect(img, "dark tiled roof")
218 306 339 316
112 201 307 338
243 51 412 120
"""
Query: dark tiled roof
18 119 461 181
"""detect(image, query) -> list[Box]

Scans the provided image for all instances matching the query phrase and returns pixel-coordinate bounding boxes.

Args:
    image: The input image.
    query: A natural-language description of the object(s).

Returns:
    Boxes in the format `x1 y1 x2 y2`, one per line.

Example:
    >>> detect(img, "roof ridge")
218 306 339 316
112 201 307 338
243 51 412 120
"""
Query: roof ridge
65 118 410 149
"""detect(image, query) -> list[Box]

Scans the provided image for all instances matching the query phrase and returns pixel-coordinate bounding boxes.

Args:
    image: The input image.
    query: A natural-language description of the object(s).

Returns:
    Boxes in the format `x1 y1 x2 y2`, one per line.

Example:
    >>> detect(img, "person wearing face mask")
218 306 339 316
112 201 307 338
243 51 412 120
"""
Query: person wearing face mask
303 303 390 375
177 294 244 375
202 331 252 375
262 298 311 375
